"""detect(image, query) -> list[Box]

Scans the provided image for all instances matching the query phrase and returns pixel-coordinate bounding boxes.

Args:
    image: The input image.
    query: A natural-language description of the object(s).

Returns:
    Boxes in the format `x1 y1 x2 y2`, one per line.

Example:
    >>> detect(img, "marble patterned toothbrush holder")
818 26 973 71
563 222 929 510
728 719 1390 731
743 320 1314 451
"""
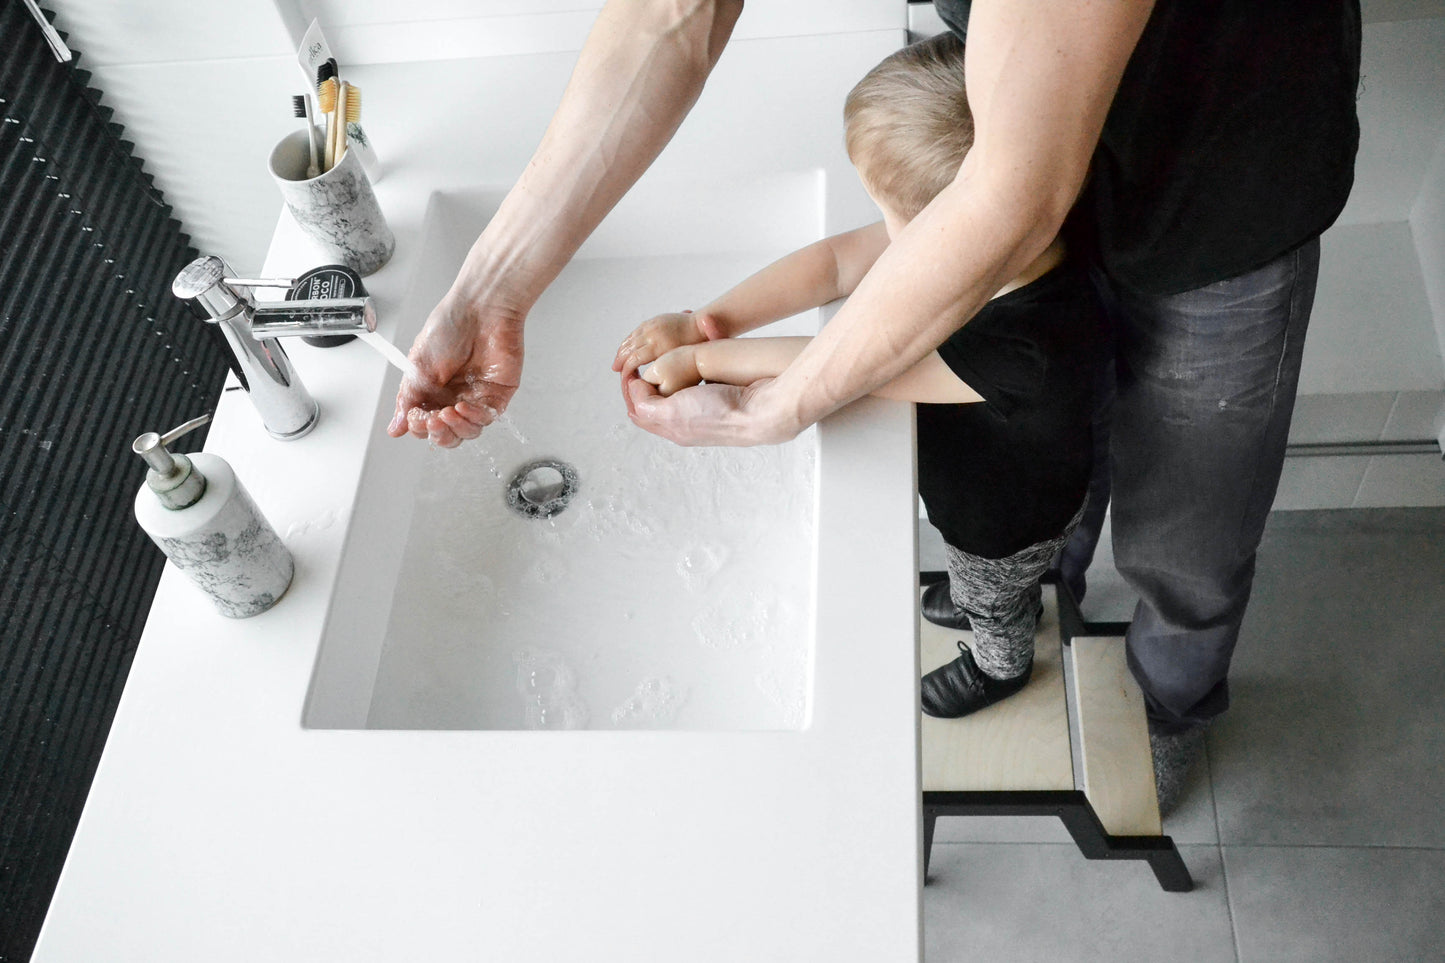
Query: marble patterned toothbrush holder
268 129 394 276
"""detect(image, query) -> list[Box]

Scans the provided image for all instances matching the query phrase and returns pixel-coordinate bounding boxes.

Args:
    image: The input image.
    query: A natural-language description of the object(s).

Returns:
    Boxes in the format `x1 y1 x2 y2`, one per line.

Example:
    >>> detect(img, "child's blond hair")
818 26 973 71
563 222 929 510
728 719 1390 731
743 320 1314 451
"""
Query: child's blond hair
843 33 973 220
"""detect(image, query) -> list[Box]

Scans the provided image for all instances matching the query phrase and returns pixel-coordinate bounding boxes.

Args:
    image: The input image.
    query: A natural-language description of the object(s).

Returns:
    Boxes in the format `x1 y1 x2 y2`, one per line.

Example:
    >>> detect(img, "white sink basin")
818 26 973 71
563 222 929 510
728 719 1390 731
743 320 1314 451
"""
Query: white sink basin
306 173 830 731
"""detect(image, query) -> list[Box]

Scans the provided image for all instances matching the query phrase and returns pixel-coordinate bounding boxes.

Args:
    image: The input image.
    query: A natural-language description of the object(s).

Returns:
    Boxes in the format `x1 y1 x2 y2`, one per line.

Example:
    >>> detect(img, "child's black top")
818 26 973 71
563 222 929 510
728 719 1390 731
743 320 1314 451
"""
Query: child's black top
917 260 1104 559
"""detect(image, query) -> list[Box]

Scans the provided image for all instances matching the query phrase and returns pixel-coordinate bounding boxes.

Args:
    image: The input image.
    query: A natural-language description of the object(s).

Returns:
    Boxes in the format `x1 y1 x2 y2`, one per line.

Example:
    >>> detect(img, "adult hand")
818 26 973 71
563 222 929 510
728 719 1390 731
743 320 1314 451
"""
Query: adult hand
612 310 724 379
387 294 524 448
622 372 799 448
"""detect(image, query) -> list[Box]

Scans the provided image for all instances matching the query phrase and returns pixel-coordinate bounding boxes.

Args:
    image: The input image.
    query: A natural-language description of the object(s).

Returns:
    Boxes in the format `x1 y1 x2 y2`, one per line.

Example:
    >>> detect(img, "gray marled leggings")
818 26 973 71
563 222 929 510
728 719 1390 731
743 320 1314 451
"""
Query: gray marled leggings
945 502 1086 680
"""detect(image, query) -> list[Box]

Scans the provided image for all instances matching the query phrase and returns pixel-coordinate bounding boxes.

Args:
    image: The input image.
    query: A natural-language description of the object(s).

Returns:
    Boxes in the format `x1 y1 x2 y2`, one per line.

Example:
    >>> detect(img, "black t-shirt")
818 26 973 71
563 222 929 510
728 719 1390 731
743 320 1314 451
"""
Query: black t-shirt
934 0 1362 296
917 261 1105 559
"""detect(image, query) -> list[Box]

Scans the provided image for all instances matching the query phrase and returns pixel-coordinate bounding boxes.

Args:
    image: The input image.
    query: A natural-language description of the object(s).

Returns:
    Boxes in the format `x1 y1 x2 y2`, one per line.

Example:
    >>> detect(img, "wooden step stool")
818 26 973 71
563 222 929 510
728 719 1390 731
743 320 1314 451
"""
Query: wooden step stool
919 577 1193 892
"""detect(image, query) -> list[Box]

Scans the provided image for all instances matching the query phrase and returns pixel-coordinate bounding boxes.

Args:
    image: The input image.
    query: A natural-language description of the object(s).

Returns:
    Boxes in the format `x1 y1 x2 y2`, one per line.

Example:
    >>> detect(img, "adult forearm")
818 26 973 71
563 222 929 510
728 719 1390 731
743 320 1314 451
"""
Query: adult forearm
450 0 744 315
760 173 1061 433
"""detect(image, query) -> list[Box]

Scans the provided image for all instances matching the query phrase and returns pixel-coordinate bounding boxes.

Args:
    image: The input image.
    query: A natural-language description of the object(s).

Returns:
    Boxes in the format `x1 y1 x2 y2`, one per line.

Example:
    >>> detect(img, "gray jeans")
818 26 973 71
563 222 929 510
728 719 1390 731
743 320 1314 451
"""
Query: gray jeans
1058 239 1321 733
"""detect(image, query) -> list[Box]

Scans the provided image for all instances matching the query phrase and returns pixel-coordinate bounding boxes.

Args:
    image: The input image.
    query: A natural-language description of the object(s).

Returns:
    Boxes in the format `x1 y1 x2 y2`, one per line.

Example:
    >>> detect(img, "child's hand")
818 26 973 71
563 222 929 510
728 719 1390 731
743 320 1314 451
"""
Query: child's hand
613 311 723 378
639 345 703 396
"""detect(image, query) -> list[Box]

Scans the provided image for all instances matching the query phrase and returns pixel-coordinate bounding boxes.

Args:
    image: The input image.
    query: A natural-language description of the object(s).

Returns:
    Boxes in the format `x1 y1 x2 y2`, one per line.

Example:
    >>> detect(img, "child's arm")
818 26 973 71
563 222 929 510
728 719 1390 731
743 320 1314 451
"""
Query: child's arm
614 222 890 377
643 336 984 405
696 221 891 337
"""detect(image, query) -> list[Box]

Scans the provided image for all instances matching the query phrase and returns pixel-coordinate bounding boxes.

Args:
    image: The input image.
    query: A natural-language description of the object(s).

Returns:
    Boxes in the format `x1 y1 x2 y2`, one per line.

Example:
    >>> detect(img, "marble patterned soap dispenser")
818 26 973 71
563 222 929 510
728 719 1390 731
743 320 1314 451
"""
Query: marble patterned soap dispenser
131 415 293 618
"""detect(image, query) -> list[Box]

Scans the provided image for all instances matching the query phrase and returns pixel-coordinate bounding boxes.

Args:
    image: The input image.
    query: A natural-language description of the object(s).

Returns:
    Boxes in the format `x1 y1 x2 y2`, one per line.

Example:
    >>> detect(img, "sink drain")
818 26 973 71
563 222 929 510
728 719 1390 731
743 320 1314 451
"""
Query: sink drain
506 459 579 519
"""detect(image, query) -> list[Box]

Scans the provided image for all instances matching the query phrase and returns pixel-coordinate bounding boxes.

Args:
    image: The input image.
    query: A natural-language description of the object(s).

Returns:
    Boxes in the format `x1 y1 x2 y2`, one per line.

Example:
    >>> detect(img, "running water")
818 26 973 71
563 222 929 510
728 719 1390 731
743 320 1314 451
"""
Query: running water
359 330 421 382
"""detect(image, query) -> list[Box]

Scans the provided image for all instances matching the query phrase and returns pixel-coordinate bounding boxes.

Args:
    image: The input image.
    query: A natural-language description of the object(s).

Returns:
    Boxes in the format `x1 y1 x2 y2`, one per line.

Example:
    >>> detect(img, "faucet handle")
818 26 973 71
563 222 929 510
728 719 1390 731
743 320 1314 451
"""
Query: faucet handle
173 255 250 321
173 257 304 320
222 277 299 291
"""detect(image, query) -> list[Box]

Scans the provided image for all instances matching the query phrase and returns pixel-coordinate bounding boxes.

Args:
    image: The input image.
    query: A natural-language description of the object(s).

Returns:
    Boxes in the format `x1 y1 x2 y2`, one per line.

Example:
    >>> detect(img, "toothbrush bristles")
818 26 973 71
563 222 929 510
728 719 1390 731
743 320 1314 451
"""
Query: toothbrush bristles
316 77 338 113
292 94 307 118
343 87 361 123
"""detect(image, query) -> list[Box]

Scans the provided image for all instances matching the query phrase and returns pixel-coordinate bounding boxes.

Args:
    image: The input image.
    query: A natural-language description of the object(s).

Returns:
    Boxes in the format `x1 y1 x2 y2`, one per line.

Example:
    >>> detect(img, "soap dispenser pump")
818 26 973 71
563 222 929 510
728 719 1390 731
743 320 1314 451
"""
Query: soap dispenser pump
132 414 293 618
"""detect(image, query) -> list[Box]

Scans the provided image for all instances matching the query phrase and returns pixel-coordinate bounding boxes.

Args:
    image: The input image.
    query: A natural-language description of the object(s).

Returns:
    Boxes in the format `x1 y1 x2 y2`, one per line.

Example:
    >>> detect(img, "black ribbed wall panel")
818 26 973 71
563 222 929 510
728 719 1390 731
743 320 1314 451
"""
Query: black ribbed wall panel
0 3 232 959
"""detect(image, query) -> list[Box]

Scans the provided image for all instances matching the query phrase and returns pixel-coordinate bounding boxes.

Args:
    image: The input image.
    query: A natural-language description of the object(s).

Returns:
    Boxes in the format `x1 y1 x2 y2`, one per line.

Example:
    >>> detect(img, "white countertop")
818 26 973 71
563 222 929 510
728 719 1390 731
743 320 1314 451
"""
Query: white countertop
36 30 923 962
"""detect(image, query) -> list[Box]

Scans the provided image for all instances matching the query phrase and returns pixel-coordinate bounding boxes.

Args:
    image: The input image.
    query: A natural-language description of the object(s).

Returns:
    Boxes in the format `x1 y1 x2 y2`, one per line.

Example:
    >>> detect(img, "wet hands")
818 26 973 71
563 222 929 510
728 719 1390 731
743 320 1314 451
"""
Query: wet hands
623 373 798 448
638 344 703 396
617 310 796 446
612 310 723 379
387 293 524 449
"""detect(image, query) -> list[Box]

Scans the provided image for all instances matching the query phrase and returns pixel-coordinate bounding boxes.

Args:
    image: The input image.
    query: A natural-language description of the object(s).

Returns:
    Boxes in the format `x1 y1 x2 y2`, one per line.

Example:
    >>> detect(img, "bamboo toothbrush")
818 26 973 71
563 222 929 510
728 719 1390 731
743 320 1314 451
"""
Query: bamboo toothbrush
291 94 321 178
316 60 339 171
346 86 363 129
317 76 339 171
337 82 362 163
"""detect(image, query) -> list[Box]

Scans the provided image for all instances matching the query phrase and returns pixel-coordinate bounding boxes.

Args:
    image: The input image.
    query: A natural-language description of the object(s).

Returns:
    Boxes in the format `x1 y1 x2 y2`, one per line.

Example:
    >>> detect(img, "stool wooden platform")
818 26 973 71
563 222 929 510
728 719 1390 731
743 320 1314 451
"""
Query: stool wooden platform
920 577 1192 892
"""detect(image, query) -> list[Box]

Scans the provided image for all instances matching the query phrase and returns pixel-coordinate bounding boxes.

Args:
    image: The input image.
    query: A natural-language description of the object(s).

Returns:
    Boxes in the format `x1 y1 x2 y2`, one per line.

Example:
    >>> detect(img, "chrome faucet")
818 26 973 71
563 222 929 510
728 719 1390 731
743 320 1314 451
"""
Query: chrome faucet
172 255 376 440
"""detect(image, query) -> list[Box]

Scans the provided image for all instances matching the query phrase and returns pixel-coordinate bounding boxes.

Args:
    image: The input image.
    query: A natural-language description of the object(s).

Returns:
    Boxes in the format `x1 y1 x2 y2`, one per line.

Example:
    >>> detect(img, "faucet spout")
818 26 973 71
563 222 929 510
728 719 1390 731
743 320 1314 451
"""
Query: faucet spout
251 298 376 340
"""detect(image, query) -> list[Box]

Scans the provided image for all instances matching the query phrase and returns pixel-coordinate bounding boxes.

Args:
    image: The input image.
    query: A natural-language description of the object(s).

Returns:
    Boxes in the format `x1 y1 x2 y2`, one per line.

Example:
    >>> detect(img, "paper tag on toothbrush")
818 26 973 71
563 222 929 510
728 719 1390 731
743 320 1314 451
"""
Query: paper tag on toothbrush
297 19 382 183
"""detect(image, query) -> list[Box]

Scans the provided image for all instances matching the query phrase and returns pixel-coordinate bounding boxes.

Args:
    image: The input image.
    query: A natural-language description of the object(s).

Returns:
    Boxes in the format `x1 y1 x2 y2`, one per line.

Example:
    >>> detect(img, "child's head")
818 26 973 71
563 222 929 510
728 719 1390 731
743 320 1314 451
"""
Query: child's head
844 33 973 225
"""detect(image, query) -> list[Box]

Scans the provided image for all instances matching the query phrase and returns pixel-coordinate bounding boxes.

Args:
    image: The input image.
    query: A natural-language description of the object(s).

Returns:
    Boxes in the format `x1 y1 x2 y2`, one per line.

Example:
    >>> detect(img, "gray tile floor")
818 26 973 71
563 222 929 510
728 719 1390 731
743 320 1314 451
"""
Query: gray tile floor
919 507 1445 962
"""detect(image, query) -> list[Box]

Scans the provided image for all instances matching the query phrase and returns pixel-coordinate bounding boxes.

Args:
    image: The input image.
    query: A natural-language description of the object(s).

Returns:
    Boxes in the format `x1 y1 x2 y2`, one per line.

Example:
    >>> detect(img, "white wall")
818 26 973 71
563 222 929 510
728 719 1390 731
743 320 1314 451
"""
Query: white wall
1411 133 1445 367
274 1 904 63
1304 222 1443 394
1284 12 1445 507
1286 16 1445 398
1335 16 1445 227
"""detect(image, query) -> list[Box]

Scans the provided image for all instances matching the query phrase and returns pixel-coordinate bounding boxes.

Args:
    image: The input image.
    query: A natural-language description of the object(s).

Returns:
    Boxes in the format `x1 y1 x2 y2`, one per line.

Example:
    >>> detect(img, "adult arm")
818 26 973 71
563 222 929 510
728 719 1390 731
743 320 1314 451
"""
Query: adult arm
626 0 1154 447
390 0 745 447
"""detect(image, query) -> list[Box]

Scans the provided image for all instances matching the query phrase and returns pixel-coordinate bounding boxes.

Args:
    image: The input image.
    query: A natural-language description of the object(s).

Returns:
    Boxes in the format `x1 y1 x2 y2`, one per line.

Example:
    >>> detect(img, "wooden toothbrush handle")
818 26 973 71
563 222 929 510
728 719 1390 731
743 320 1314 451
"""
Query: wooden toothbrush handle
323 105 335 172
336 83 350 164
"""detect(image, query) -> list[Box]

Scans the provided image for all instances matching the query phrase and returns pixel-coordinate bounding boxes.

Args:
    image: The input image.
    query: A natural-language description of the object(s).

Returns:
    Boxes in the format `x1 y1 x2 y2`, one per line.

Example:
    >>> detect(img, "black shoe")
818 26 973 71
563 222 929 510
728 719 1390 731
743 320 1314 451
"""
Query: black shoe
1043 566 1088 608
921 579 974 630
920 641 1032 719
921 580 1044 631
